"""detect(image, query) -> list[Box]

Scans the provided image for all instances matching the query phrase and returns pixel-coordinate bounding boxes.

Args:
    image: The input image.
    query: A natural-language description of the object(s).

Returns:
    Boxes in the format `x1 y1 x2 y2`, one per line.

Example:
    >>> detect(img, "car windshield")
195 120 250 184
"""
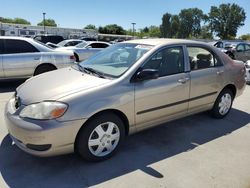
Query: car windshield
34 39 54 49
79 43 153 78
75 41 88 48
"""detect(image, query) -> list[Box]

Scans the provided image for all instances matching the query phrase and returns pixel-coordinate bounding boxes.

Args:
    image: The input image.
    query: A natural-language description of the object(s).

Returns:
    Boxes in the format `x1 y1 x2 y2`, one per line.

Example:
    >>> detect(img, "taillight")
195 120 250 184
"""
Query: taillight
70 55 76 61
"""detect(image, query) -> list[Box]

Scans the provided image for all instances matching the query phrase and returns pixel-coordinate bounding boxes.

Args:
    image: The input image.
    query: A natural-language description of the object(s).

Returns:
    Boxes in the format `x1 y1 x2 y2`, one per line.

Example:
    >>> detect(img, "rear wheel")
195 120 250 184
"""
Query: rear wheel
34 64 56 76
76 113 125 161
211 89 234 119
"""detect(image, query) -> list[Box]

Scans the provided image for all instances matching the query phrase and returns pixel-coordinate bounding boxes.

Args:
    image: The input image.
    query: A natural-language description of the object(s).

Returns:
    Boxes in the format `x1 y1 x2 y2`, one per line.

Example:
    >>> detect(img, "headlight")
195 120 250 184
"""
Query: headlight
245 61 250 68
20 101 68 120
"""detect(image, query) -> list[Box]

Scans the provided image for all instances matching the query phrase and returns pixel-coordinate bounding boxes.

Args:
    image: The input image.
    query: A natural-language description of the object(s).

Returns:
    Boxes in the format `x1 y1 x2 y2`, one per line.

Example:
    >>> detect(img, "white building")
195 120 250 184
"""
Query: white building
0 22 98 39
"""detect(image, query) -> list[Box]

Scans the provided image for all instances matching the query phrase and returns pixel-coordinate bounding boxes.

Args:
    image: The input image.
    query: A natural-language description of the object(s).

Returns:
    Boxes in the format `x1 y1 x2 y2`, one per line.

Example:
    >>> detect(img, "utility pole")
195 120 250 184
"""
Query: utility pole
131 22 136 39
43 12 46 34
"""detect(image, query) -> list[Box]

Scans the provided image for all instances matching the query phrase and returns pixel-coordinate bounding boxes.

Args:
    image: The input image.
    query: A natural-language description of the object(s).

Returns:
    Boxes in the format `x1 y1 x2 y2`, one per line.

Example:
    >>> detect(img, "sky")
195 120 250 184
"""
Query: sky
0 0 249 37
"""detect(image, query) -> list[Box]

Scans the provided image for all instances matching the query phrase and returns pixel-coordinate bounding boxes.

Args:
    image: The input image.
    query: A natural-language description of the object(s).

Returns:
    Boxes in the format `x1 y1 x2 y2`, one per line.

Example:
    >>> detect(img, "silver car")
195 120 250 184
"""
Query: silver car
56 41 110 62
5 39 246 161
0 36 76 79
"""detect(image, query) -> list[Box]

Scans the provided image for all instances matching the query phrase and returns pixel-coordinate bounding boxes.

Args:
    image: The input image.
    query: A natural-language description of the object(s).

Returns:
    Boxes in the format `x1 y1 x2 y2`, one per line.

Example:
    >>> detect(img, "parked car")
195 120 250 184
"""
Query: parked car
57 39 83 47
219 42 250 62
56 41 110 62
46 39 83 49
79 37 97 41
0 36 76 79
33 35 64 44
5 39 246 161
245 60 250 84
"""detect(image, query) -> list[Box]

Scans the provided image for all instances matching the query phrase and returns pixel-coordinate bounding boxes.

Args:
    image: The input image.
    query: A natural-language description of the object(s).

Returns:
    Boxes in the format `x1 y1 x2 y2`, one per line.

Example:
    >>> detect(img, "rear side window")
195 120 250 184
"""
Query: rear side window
187 47 220 70
245 44 250 51
4 39 39 54
89 43 109 48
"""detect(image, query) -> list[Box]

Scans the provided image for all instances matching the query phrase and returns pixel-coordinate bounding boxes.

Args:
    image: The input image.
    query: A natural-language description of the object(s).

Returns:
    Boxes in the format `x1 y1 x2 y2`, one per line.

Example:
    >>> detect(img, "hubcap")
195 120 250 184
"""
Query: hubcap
88 122 120 157
218 93 232 115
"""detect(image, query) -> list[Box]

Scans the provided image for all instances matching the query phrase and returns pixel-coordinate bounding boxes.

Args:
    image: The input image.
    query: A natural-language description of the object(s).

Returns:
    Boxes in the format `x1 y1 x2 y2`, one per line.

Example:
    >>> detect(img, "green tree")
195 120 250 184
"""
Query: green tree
84 24 96 30
199 25 213 39
160 13 172 38
148 26 161 38
37 19 57 27
170 15 180 38
0 17 30 25
178 8 204 38
208 3 246 39
98 24 126 35
239 34 250 41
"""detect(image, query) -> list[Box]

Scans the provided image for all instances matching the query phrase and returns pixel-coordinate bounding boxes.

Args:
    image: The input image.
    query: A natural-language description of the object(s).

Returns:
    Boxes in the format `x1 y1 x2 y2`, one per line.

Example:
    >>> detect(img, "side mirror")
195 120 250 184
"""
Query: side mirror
86 46 92 49
237 49 243 52
135 69 159 82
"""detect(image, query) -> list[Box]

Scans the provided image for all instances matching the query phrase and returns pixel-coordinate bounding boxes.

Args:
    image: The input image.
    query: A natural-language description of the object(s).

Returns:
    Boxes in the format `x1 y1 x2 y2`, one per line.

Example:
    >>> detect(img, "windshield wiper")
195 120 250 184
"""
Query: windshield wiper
82 67 106 78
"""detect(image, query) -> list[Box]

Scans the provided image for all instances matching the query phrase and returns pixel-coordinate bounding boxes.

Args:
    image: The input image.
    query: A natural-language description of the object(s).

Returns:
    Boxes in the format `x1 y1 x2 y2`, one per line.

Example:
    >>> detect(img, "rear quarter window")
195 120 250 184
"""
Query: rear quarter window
4 39 39 54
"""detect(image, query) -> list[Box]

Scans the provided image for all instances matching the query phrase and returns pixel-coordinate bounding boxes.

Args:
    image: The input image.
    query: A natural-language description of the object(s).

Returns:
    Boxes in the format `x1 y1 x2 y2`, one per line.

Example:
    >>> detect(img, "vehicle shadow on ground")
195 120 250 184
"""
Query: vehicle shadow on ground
0 80 26 93
0 109 249 188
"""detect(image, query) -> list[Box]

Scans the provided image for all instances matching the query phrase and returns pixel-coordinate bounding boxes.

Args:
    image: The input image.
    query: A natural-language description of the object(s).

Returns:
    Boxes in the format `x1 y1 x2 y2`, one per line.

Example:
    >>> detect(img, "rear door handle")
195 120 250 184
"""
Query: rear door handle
34 57 40 60
178 77 190 84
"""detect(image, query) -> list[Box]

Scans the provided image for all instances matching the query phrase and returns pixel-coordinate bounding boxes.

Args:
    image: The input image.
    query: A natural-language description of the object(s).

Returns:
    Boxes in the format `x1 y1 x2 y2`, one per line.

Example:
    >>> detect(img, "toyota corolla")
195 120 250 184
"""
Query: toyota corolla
5 39 246 161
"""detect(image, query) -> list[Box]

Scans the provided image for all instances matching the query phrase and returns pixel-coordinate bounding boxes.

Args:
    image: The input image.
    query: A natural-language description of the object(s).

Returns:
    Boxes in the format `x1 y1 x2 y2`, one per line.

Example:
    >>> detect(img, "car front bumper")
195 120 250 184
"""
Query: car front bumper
5 98 86 157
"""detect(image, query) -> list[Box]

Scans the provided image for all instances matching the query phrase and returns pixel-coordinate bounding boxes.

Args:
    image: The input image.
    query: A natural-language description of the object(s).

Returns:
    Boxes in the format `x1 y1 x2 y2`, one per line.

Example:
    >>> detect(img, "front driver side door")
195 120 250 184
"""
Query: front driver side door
134 46 190 131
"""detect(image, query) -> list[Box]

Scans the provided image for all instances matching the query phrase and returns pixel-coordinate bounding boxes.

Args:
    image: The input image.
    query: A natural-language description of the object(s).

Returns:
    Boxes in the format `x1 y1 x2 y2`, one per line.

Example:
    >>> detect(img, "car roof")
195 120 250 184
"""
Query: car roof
0 36 35 42
124 38 206 46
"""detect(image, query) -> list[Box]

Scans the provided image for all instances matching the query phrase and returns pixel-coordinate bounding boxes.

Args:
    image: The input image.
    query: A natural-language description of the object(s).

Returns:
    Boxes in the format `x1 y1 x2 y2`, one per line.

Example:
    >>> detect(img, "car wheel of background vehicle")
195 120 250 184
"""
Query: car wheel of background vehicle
34 64 57 76
76 112 125 161
211 89 234 119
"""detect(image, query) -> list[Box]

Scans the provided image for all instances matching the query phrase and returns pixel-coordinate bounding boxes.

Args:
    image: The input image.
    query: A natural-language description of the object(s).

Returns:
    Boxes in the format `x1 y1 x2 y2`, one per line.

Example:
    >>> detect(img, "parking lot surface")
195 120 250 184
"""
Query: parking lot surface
0 81 250 188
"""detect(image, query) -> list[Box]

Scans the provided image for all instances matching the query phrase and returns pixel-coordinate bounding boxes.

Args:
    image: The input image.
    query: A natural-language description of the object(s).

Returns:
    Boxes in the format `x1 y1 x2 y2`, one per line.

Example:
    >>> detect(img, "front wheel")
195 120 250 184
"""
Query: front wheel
211 89 234 119
76 113 125 161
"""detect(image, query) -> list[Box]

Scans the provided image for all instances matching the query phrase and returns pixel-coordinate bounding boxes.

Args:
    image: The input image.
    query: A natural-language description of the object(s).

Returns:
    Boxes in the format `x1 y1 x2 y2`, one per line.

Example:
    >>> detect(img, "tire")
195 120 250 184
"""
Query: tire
211 89 234 119
34 65 56 76
76 113 125 161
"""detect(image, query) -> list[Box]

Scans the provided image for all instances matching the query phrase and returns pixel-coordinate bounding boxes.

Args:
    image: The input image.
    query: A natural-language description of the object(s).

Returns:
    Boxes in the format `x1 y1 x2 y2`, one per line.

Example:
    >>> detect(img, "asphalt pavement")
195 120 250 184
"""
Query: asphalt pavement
0 81 250 188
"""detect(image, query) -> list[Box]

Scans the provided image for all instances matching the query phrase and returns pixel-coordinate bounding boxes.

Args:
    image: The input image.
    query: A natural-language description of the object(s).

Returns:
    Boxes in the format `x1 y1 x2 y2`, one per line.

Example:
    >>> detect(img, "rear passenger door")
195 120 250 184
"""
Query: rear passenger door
3 39 41 78
234 44 246 62
187 46 224 113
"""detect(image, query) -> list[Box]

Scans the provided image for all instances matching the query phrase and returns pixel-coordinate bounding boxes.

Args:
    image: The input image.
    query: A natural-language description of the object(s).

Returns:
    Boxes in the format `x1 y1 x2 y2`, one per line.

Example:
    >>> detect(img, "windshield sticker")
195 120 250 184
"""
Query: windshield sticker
135 45 153 50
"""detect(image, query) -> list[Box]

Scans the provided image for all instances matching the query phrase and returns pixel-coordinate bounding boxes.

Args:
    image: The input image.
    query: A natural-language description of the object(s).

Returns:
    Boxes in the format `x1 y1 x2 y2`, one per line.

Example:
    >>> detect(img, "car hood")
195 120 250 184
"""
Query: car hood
17 67 112 105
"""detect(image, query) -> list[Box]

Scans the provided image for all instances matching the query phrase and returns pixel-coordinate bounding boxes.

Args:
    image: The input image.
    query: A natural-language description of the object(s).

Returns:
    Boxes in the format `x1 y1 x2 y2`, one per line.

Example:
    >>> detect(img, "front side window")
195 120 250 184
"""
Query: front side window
80 43 153 78
142 46 184 77
4 39 39 54
187 47 217 70
236 44 244 52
